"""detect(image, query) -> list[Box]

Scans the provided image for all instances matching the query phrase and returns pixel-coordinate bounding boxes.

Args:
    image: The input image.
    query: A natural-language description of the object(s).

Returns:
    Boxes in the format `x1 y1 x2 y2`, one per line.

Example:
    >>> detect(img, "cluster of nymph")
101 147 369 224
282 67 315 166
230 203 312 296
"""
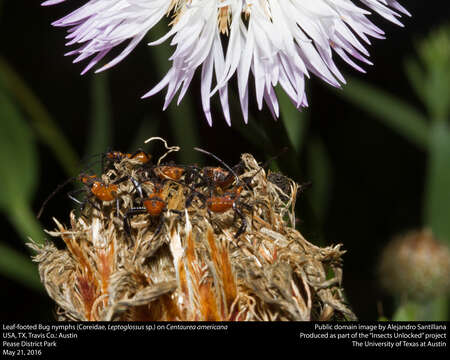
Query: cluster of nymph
38 142 269 243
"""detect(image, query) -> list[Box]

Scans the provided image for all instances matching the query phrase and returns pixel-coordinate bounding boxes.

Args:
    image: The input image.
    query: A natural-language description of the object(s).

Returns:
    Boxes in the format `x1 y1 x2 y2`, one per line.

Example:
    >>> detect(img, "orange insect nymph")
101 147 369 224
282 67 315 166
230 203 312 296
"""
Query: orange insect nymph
154 165 185 181
80 174 97 184
123 183 182 239
206 186 243 213
90 182 118 202
130 151 152 164
203 167 235 190
106 151 126 161
143 194 166 217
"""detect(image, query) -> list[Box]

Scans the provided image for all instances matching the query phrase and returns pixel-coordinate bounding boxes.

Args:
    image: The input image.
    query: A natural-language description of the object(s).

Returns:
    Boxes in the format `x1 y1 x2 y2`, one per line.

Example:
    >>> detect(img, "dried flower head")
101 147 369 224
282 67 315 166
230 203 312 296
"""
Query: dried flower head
378 229 450 302
29 141 355 321
43 0 410 125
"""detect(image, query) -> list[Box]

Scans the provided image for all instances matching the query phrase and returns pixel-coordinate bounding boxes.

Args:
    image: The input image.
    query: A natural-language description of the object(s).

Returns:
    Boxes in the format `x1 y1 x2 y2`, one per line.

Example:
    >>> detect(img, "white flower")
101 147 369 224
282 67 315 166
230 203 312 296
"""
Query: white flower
43 0 410 126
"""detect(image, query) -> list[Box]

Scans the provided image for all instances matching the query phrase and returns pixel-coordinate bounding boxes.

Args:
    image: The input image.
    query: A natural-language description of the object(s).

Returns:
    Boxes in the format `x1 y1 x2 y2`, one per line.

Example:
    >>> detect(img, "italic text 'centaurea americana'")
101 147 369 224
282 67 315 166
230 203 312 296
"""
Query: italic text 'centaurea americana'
43 0 410 126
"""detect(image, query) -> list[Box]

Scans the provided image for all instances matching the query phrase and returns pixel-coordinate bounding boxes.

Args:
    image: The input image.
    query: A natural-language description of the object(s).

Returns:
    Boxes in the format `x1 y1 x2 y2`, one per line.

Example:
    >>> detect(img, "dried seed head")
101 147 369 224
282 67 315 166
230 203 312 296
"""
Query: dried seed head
29 143 355 321
378 229 450 302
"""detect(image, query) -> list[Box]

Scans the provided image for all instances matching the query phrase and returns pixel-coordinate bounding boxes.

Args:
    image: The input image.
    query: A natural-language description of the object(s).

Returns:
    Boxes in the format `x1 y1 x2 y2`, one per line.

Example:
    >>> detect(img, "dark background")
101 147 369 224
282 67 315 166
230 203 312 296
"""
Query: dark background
0 0 447 320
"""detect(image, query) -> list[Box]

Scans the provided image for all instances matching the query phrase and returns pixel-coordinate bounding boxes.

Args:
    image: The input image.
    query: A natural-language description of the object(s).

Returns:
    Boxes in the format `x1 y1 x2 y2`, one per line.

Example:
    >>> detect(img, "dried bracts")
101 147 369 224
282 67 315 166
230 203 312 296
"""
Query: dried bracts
29 139 355 321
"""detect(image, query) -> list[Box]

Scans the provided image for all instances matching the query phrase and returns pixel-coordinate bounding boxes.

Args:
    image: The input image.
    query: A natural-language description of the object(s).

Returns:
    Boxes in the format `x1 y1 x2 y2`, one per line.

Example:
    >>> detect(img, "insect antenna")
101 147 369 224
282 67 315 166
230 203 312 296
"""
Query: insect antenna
193 147 249 191
37 175 78 219
261 147 288 169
